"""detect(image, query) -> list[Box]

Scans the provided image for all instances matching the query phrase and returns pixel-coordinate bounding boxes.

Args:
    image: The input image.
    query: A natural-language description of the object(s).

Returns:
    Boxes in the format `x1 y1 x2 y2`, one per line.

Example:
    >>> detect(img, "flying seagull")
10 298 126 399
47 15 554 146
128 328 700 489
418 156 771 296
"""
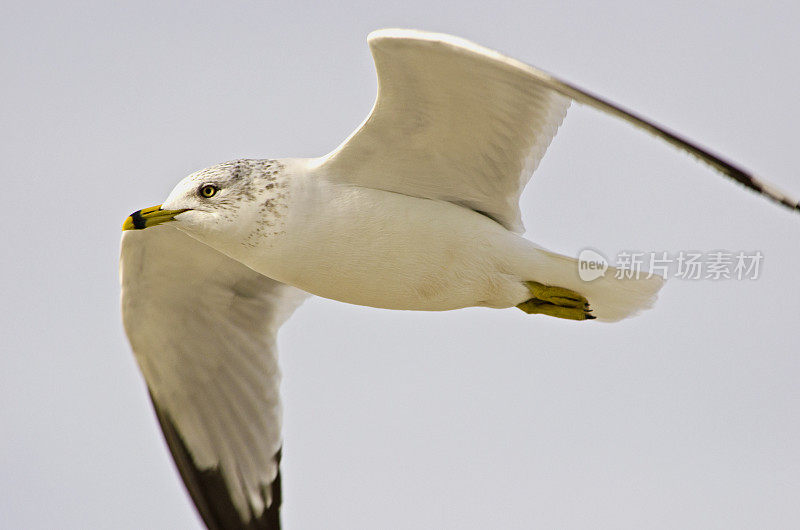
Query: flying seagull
120 29 799 529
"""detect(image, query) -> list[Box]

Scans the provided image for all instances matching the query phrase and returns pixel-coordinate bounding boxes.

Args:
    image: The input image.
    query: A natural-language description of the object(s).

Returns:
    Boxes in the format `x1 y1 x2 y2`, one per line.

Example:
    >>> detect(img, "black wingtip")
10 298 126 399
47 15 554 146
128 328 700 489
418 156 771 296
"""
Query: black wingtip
148 393 282 530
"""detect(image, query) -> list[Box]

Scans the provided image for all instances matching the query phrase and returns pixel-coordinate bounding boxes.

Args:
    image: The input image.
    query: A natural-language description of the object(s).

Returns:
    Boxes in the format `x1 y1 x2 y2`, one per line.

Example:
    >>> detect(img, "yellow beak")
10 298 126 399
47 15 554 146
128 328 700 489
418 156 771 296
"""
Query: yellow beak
122 204 189 231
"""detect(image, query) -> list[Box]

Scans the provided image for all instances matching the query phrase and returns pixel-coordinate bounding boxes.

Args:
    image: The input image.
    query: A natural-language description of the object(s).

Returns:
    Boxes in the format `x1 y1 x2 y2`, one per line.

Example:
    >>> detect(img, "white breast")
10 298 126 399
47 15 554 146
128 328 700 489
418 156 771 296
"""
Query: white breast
230 173 531 311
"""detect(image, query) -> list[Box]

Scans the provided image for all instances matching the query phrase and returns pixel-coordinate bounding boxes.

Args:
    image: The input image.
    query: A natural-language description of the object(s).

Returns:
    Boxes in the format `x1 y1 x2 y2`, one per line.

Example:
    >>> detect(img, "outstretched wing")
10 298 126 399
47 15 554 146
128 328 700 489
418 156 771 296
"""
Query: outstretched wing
319 29 571 233
320 29 798 229
120 225 308 529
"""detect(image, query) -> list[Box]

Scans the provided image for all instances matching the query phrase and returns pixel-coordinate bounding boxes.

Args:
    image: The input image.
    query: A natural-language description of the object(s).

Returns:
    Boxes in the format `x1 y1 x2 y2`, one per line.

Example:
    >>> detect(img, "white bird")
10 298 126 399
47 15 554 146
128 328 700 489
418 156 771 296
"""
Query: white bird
120 29 799 530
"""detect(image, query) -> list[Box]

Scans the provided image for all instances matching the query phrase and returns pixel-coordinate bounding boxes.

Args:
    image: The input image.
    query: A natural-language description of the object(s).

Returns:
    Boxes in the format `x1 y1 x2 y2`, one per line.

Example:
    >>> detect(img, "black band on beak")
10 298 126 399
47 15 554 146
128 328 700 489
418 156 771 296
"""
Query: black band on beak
130 209 147 230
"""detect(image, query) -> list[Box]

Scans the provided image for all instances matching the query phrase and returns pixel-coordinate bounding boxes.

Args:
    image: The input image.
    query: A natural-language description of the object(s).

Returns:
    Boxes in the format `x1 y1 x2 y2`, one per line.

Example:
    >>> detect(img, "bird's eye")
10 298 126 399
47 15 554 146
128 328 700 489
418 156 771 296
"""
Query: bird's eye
199 184 218 198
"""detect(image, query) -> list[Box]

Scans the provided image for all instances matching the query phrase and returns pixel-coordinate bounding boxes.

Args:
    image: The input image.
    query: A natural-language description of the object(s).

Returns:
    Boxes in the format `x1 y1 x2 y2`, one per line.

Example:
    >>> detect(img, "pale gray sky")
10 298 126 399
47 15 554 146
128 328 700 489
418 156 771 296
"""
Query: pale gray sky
2 1 799 529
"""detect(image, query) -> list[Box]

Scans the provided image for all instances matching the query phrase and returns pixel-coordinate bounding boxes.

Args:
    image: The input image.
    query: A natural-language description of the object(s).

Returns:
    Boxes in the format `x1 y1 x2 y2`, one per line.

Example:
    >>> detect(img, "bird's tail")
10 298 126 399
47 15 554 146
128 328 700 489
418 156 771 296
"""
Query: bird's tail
521 246 665 322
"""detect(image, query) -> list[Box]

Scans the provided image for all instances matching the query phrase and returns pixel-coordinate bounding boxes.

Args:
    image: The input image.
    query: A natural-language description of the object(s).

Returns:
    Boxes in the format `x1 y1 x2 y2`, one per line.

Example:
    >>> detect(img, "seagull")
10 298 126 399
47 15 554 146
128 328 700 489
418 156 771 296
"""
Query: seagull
120 29 799 529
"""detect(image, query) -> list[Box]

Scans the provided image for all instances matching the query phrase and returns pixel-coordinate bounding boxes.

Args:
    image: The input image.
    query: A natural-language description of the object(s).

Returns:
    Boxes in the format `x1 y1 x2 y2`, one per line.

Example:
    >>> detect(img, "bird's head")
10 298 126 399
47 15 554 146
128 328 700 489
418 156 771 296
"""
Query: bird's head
123 159 289 252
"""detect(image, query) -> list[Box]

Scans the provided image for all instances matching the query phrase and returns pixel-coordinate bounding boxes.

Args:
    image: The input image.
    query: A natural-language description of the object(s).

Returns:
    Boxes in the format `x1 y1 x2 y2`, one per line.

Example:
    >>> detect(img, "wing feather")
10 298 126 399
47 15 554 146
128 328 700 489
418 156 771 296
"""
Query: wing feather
120 225 308 529
320 29 571 232
320 29 798 225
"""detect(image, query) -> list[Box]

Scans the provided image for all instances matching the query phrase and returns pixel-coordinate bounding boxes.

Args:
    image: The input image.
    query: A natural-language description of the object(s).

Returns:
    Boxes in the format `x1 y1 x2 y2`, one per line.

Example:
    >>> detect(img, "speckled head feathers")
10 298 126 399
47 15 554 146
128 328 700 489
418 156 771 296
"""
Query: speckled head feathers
188 159 284 202
157 158 291 251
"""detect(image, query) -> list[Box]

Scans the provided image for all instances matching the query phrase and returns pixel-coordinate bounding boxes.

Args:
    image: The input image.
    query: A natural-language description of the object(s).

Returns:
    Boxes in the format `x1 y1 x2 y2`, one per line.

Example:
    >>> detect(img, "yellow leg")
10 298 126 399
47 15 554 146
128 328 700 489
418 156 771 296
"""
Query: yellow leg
516 281 595 321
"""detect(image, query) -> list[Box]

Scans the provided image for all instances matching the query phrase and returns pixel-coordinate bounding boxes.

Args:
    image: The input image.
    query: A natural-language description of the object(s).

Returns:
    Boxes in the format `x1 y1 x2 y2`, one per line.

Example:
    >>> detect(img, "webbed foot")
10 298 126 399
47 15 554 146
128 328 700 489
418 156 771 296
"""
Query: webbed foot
516 281 595 321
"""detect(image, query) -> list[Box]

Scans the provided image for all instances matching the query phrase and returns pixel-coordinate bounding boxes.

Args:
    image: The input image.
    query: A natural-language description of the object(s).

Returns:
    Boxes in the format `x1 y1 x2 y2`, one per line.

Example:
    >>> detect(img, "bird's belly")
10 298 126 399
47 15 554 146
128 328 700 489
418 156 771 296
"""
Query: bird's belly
240 187 529 311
